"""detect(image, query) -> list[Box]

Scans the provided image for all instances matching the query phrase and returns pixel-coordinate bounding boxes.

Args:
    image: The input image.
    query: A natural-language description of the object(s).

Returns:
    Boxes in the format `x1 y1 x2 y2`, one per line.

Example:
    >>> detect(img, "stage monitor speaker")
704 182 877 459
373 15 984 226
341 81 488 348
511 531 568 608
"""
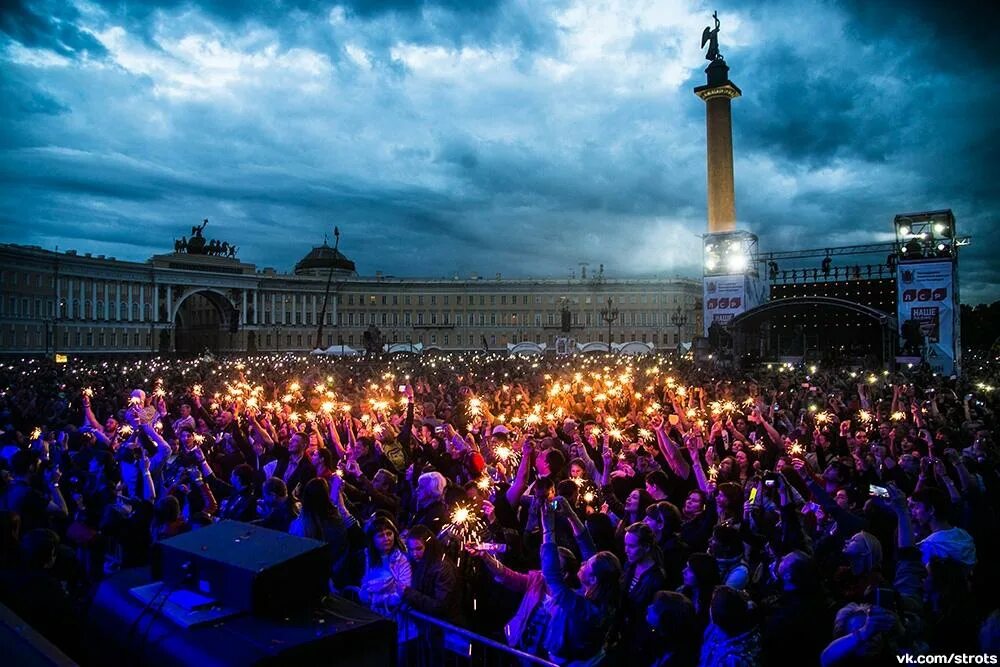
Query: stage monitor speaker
89 568 397 667
151 520 330 616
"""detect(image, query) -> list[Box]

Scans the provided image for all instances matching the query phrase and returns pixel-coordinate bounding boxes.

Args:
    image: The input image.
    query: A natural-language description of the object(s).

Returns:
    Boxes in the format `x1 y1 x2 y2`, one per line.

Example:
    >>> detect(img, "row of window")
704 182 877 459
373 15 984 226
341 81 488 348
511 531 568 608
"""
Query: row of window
333 310 696 328
2 297 153 321
263 331 682 349
344 293 690 307
0 271 54 289
2 326 150 349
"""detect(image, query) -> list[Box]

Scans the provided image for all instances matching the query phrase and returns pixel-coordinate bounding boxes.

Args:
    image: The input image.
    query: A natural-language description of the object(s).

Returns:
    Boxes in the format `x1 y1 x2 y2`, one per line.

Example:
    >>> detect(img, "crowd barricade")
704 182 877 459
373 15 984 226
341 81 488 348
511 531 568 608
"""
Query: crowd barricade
397 609 558 667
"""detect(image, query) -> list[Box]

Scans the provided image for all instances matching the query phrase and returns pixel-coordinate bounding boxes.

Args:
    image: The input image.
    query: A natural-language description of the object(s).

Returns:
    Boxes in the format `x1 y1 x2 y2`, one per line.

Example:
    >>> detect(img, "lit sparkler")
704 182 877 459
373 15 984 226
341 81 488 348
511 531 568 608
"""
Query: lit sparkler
438 505 487 550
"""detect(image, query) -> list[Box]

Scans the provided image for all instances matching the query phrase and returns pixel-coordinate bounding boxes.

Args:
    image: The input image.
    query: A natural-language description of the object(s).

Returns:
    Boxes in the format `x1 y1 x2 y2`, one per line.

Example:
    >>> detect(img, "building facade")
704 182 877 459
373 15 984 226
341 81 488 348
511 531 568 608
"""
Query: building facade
0 241 702 356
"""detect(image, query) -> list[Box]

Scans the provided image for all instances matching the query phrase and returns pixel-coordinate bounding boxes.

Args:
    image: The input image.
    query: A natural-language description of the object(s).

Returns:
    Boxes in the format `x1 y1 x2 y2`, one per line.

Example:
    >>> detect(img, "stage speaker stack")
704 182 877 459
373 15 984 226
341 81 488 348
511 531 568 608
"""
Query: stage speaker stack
88 521 396 667
151 520 331 616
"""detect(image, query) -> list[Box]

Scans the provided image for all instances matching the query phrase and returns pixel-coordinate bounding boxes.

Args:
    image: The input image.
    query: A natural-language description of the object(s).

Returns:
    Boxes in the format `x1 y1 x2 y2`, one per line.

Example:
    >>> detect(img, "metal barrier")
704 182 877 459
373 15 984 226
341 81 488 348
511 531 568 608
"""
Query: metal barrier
398 609 558 667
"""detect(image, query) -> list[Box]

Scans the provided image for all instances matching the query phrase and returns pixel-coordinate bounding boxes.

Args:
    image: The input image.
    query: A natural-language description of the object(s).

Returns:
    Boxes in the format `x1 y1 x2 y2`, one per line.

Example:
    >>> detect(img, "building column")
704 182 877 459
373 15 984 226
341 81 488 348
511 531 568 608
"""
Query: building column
80 279 85 319
138 283 145 322
127 283 133 321
66 278 73 319
103 283 109 320
253 290 258 324
694 60 741 234
56 277 62 316
165 285 172 323
92 281 97 320
241 290 247 325
153 282 159 323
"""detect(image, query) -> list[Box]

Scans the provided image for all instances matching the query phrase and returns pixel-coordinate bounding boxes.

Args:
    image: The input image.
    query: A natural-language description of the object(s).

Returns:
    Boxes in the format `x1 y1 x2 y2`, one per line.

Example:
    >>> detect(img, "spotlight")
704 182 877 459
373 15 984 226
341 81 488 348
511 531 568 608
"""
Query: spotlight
937 243 946 252
706 256 718 270
899 225 910 236
726 254 747 272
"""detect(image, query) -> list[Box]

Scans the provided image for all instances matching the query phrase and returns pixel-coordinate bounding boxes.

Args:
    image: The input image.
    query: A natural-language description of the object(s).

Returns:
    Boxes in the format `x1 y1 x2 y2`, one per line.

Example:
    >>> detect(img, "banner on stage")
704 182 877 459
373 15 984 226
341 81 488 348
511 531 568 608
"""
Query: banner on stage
703 275 747 336
897 259 959 375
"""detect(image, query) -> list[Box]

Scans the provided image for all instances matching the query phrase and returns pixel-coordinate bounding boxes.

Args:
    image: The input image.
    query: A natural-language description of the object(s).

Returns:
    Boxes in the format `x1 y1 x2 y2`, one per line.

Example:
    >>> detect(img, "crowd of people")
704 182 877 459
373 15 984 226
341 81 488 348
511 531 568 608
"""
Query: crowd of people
0 351 997 666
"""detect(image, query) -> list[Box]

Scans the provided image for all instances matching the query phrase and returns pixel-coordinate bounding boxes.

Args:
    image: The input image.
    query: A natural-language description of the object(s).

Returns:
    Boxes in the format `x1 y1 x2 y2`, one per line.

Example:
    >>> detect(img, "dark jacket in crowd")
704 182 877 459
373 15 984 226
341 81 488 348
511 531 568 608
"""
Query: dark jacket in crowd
403 554 462 624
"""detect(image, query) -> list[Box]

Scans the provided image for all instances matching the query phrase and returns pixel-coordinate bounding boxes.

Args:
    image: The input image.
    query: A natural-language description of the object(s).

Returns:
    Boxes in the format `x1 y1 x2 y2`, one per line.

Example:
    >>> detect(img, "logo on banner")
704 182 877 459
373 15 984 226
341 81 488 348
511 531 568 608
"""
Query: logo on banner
706 281 718 294
902 288 948 303
706 296 743 312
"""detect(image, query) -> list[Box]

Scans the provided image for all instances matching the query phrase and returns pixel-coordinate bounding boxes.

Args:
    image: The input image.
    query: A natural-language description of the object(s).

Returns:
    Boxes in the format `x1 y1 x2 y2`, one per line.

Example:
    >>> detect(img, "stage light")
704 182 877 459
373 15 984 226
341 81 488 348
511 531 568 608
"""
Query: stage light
706 256 718 270
899 225 910 236
726 254 747 272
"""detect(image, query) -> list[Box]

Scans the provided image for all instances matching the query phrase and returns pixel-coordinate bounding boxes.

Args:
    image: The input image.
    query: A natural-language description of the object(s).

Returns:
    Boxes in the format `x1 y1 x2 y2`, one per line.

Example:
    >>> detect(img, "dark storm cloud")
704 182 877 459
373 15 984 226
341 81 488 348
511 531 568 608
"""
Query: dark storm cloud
0 0 107 58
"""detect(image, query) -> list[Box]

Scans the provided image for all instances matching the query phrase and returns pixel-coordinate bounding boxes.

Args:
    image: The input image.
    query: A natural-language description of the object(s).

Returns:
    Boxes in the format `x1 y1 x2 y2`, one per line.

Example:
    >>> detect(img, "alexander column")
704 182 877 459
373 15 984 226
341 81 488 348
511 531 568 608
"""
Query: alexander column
694 12 760 345
694 11 740 233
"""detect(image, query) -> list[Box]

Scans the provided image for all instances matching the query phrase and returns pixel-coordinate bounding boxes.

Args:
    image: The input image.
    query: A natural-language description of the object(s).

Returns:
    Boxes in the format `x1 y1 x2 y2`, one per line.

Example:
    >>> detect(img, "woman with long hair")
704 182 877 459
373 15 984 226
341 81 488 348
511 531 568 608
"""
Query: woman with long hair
401 524 462 623
359 515 411 614
289 477 352 586
646 591 700 667
308 446 336 481
680 489 714 553
714 482 744 528
616 522 667 664
678 552 721 633
289 477 344 541
832 530 886 604
645 501 689 588
150 495 188 542
540 497 622 665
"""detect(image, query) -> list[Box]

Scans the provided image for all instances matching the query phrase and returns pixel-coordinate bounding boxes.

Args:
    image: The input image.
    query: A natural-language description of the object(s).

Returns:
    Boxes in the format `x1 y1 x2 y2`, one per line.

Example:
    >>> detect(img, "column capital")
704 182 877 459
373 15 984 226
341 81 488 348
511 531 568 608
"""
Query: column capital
694 82 742 101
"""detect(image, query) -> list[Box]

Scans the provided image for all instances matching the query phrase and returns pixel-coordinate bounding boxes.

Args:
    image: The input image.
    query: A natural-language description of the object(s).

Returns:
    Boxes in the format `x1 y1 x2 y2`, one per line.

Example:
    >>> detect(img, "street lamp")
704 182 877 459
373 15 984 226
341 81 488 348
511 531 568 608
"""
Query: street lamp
599 296 619 353
49 297 66 357
670 305 688 357
273 295 290 354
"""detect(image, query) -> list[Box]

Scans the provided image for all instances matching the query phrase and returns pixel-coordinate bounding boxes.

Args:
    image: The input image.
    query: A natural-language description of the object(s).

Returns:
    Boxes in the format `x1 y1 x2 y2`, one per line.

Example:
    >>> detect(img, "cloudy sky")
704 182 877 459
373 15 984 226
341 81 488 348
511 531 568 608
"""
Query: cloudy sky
2 0 998 302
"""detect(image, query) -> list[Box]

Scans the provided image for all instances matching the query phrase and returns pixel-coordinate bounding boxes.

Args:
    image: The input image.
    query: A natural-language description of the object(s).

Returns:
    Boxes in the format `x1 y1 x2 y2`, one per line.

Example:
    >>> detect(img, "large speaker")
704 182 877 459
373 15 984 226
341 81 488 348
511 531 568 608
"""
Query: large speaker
151 520 330 616
89 568 397 667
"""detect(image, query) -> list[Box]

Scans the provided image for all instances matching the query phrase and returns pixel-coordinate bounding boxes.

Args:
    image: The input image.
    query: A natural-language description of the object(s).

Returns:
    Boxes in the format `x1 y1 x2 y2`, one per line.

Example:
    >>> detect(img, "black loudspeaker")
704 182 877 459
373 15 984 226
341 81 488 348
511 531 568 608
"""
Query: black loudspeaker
89 568 397 667
151 520 330 616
